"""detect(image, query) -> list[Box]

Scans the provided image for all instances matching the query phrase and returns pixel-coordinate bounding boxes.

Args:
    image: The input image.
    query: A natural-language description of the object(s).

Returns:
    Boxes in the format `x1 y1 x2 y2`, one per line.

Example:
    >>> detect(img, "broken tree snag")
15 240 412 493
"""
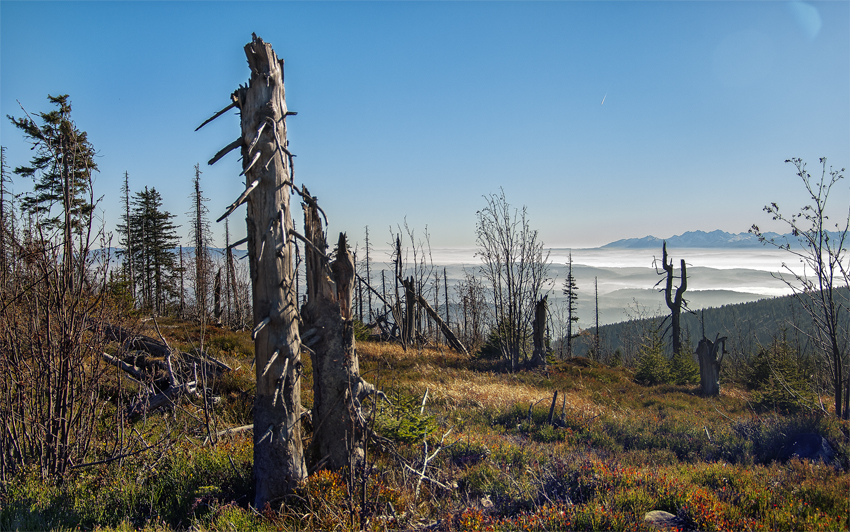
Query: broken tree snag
531 295 548 368
302 201 376 470
696 334 727 396
234 34 305 507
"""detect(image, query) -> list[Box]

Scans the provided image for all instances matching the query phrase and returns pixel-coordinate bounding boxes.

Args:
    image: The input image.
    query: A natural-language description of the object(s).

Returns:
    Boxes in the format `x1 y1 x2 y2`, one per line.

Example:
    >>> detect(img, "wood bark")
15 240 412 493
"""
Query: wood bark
661 242 687 356
214 267 222 323
226 246 243 328
126 381 197 421
102 322 171 359
230 34 305 507
696 334 726 396
531 295 548 367
547 390 559 425
302 202 377 470
403 276 415 345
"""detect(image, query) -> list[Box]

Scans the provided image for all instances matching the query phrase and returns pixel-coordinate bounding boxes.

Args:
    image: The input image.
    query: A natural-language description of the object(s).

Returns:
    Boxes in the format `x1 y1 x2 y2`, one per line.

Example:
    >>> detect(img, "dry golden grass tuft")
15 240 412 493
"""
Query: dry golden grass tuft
357 341 603 415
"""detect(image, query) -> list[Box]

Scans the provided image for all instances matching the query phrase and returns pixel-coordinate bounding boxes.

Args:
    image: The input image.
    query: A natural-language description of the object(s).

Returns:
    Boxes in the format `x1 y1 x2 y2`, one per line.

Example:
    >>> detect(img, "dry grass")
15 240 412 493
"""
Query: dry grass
358 341 603 415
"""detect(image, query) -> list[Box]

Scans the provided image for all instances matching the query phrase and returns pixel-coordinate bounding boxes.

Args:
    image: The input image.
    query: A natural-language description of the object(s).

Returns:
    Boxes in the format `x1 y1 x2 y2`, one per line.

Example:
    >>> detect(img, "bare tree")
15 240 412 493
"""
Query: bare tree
200 34 305 506
189 163 213 319
655 241 688 356
455 269 488 352
751 157 849 419
2 96 113 480
0 146 13 288
364 226 374 322
387 222 438 349
476 189 550 370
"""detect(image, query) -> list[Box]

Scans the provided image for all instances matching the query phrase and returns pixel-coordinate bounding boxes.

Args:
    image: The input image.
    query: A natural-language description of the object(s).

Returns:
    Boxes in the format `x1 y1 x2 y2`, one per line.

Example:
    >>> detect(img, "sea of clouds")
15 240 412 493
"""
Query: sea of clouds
376 246 800 326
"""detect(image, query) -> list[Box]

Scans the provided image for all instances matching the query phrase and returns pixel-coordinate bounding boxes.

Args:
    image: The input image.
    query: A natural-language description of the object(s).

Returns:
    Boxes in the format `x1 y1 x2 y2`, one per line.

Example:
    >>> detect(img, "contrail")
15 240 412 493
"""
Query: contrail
601 93 607 105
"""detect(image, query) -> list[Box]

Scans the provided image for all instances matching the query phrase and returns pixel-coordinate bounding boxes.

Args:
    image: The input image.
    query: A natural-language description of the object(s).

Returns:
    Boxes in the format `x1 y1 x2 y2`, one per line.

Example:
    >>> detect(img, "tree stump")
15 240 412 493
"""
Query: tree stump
696 334 727 396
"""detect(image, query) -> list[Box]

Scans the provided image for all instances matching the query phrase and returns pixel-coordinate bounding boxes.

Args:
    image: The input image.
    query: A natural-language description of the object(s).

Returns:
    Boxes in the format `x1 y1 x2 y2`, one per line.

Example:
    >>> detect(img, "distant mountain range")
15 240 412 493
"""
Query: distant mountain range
601 230 791 249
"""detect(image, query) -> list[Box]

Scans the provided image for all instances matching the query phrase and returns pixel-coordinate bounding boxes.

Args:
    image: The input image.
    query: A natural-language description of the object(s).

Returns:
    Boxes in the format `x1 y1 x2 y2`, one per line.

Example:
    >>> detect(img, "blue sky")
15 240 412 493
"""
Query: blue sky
1 1 848 250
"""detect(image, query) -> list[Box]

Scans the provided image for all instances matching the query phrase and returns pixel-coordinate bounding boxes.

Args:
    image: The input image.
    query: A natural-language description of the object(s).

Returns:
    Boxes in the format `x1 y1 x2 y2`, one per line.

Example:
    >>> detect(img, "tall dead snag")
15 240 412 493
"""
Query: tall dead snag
200 34 305 507
531 295 548 367
403 276 416 344
213 267 222 324
656 241 688 356
696 334 727 396
302 197 377 470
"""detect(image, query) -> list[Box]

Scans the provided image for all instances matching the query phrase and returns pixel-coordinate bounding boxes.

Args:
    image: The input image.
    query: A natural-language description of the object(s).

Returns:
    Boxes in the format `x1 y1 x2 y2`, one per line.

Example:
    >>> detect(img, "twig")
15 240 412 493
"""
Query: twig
414 427 455 500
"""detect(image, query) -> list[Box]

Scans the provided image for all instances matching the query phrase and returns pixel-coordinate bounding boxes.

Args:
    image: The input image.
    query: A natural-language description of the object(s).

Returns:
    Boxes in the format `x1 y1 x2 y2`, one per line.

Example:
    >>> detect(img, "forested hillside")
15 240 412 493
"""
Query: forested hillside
576 288 850 365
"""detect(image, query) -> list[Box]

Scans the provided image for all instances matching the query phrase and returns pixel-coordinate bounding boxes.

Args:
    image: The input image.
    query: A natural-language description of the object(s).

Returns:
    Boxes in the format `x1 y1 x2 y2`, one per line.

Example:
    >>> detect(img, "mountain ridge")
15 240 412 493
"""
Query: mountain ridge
601 229 790 249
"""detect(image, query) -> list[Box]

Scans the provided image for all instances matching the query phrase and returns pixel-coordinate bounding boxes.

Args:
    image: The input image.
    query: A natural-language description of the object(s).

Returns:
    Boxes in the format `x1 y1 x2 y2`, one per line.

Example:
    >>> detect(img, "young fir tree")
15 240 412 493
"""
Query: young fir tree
116 171 136 303
635 325 671 385
8 95 97 237
562 252 580 358
129 187 180 314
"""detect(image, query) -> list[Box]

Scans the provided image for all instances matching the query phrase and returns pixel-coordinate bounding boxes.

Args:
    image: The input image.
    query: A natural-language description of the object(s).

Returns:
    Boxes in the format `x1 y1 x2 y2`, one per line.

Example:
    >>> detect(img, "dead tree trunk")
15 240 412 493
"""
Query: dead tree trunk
403 276 416 345
226 245 243 328
531 295 548 368
696 334 727 396
659 241 687 356
214 267 222 324
408 288 468 356
302 199 377 470
201 34 305 507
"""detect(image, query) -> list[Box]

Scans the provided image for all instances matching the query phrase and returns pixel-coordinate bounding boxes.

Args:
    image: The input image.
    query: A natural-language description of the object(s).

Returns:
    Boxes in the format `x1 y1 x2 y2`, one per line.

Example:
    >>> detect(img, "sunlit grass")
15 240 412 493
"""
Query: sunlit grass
2 335 848 531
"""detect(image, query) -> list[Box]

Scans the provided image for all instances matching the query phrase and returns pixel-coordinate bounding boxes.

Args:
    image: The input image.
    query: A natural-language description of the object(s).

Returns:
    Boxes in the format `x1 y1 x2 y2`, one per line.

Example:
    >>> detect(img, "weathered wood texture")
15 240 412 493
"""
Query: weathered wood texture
102 323 171 359
302 205 376 470
696 334 727 396
531 295 548 367
408 289 468 356
660 242 687 356
235 34 306 506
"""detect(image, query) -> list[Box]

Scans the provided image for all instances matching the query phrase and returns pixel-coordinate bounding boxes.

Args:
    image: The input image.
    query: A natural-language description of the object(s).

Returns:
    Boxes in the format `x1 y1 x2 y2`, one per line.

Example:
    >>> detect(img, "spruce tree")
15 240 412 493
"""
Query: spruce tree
116 171 136 303
129 187 180 313
562 252 580 358
7 95 97 236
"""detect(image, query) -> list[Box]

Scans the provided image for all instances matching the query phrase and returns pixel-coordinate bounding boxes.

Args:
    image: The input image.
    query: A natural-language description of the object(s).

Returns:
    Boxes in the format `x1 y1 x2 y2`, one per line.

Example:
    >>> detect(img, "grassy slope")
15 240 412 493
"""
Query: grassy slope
1 326 848 531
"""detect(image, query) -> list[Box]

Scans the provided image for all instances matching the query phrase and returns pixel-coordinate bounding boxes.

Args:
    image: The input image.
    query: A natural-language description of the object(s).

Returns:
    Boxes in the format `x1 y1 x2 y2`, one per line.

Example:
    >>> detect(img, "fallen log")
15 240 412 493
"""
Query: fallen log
101 352 145 380
103 322 171 359
101 352 152 391
127 381 197 421
183 349 233 372
409 291 468 356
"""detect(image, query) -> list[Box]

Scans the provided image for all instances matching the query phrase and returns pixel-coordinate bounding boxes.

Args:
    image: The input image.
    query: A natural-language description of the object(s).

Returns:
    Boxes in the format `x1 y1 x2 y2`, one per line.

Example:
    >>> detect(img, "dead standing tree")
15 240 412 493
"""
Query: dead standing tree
655 241 688 356
200 34 305 507
301 195 379 470
530 295 548 368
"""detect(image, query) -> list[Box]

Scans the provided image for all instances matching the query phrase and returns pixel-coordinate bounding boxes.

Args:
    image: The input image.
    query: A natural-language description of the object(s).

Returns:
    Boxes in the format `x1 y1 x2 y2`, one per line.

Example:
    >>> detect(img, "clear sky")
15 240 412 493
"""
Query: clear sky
2 1 848 250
